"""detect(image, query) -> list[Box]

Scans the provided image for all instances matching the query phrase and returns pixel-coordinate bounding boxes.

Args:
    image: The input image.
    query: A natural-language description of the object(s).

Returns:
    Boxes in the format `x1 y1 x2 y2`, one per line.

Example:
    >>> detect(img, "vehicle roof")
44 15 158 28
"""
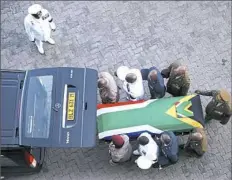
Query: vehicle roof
1 70 25 146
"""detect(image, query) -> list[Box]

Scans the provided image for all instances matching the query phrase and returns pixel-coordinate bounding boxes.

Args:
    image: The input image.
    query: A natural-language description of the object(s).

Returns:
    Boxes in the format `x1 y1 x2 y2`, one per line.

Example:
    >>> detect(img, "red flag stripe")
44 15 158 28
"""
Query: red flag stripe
97 100 145 109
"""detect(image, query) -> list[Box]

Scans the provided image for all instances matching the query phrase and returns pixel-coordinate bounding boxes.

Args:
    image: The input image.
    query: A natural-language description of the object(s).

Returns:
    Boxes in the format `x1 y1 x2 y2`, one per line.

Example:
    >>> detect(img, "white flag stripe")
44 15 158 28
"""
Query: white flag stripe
98 125 163 139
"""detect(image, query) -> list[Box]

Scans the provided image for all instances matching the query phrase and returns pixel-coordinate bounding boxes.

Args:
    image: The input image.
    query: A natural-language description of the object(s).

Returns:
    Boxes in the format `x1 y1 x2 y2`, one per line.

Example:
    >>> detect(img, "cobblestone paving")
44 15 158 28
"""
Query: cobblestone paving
1 1 231 180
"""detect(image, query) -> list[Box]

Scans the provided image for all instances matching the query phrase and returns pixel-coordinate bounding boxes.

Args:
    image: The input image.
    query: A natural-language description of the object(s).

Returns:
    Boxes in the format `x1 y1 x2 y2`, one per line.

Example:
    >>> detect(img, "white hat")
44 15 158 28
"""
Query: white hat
28 4 42 15
136 156 153 170
116 66 130 81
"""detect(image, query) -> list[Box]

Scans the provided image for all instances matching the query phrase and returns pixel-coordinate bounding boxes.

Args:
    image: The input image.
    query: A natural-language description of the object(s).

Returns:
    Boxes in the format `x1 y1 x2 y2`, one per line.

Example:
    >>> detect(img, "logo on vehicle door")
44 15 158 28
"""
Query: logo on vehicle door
66 131 70 144
55 103 61 109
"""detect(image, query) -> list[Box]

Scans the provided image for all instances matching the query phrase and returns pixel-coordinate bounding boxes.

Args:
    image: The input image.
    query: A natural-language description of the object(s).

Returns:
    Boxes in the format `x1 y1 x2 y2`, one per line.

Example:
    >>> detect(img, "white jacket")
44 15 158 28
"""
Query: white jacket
123 69 144 100
134 132 159 162
24 8 55 42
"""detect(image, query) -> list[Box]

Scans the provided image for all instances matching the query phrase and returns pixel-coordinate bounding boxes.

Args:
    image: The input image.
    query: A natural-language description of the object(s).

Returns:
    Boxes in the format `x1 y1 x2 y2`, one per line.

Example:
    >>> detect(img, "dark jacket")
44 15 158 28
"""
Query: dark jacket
155 131 179 166
197 90 231 125
141 67 166 99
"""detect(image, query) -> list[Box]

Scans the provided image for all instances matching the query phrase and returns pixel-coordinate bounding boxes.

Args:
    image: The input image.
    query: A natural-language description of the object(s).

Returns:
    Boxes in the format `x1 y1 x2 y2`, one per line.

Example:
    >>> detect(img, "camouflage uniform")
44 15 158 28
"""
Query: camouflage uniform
161 62 190 97
184 128 207 157
196 90 232 125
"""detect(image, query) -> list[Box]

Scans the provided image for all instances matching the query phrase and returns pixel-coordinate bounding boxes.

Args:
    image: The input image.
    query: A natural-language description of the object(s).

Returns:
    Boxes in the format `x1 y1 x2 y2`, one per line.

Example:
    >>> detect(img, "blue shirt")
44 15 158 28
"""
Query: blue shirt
140 67 166 99
155 131 179 166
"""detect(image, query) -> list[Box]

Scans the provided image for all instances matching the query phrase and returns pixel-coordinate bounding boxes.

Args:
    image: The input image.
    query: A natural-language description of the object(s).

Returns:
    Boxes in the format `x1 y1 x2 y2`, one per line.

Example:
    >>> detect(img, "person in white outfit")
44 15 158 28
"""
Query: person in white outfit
24 4 56 54
133 132 159 169
115 66 144 101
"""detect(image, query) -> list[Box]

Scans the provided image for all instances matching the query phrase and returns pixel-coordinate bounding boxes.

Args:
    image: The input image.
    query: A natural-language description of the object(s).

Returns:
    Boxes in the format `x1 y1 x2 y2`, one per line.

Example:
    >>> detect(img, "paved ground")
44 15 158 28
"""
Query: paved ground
1 1 231 180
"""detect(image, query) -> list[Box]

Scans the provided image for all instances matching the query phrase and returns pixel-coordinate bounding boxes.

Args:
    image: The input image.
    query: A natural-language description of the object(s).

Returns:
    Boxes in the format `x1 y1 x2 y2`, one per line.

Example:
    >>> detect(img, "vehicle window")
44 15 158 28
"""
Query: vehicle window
25 75 53 139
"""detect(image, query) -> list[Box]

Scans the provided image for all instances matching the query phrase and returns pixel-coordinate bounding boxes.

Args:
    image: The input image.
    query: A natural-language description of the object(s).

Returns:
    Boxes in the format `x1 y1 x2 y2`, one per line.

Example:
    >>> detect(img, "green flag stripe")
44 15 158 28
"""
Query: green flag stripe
97 96 193 134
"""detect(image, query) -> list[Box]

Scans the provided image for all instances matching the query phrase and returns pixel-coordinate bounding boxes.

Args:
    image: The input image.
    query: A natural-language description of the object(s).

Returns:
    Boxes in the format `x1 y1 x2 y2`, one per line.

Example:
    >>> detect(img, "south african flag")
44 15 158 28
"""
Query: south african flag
97 95 204 140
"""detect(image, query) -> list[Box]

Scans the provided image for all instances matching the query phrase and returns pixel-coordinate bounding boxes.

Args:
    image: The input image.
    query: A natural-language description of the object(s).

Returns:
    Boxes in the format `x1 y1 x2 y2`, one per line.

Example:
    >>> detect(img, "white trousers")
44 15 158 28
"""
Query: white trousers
35 39 43 49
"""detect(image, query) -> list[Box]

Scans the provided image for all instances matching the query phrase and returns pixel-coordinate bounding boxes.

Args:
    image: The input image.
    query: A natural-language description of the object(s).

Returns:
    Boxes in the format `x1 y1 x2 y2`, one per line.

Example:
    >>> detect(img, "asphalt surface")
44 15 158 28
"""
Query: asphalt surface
1 1 231 180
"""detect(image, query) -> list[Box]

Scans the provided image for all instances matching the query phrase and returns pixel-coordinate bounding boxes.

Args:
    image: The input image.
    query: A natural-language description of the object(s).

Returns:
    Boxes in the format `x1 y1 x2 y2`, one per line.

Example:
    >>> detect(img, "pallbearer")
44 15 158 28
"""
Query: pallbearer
133 132 159 170
161 61 190 97
154 131 179 168
115 66 144 101
195 89 231 125
108 135 132 166
184 128 207 157
141 66 166 99
98 72 119 104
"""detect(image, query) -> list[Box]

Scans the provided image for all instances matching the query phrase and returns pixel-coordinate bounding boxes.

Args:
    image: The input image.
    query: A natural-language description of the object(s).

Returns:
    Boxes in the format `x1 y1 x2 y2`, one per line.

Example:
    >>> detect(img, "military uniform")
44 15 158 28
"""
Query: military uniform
195 89 231 125
161 62 190 97
184 128 207 157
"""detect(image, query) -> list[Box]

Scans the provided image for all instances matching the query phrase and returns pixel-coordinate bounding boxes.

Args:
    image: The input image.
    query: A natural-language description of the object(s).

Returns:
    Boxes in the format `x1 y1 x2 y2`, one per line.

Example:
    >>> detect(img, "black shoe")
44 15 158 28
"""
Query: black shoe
152 163 159 168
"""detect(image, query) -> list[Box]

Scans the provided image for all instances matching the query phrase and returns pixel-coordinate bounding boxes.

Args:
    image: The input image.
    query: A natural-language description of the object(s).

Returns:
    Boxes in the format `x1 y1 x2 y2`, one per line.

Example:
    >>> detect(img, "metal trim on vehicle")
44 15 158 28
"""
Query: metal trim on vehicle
1 69 25 73
62 84 68 128
80 68 86 147
18 71 28 145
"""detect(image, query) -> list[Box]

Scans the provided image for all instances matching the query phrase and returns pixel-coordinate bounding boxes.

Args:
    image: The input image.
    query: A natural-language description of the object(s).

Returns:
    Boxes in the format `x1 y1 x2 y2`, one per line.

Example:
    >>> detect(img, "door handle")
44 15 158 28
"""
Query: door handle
84 102 87 110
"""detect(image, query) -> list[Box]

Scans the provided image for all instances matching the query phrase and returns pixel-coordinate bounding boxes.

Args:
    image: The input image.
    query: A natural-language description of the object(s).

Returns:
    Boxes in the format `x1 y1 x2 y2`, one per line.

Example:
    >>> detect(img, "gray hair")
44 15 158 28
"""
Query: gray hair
161 134 171 145
125 73 137 83
174 65 186 75
191 132 203 141
97 78 108 89
148 70 158 81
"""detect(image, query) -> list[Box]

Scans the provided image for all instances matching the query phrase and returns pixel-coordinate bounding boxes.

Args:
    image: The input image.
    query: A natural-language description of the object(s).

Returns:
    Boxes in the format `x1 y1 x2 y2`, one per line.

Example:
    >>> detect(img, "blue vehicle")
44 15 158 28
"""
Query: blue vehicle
1 67 97 179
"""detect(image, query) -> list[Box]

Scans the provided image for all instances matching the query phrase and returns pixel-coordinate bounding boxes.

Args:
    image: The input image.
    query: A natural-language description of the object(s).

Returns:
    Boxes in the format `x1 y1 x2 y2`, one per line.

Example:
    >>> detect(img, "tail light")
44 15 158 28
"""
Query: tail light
24 151 37 168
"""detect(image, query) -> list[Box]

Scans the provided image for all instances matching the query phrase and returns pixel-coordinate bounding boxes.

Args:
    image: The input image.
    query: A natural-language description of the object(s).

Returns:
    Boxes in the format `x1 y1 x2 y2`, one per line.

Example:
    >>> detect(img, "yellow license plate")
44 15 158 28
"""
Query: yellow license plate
67 92 75 121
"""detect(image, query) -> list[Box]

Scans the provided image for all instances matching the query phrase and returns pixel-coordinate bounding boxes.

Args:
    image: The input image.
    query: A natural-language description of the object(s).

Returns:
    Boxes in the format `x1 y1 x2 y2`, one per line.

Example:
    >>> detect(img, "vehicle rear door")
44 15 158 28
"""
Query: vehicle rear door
19 67 98 148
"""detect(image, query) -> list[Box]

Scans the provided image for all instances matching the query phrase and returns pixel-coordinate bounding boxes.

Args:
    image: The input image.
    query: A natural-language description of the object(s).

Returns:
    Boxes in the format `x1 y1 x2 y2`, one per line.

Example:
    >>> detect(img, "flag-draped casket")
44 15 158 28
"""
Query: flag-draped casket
97 95 205 140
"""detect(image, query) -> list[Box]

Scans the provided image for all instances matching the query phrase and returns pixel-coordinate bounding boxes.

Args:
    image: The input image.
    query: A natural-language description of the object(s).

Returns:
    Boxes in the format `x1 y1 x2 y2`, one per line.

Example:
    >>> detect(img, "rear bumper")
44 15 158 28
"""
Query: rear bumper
1 147 45 178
